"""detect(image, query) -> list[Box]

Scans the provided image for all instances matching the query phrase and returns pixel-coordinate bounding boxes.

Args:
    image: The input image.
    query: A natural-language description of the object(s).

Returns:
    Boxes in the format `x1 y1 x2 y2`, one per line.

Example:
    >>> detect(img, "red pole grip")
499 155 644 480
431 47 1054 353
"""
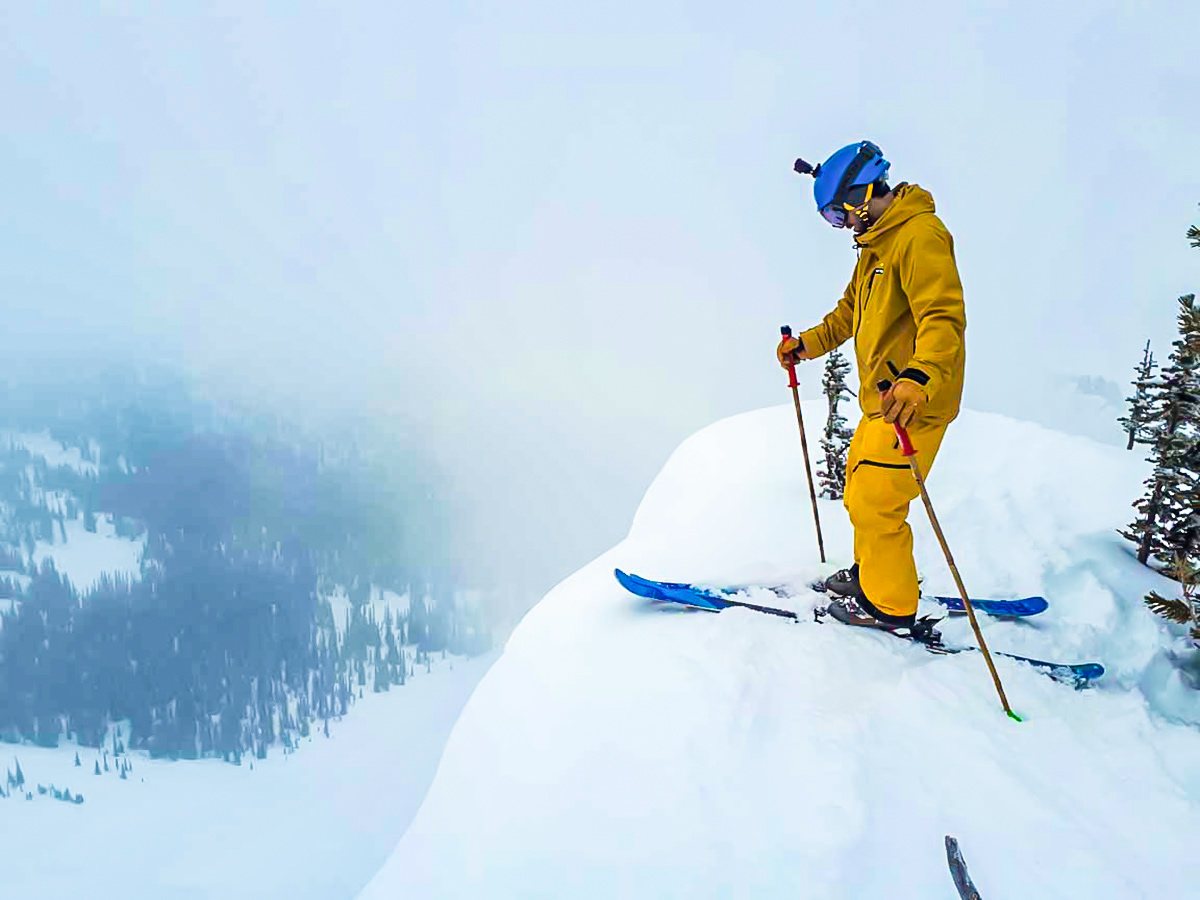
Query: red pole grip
781 326 801 388
876 377 916 456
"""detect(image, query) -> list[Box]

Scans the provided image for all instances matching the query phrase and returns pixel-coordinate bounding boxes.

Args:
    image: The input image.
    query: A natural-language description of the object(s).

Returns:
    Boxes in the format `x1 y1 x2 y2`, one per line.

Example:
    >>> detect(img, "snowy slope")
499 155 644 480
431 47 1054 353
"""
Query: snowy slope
1 431 144 592
0 650 498 900
29 514 144 592
360 403 1200 899
0 430 99 476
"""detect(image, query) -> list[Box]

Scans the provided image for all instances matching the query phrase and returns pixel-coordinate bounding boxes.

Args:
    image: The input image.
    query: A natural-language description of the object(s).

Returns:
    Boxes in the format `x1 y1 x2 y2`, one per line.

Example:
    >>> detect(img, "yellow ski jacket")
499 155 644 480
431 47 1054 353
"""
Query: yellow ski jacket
799 184 966 424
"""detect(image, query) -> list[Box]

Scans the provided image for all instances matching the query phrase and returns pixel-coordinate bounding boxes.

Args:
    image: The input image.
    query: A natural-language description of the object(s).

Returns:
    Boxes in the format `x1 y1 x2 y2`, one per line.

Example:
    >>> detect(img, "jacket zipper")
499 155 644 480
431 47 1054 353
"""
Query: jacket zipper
854 265 883 342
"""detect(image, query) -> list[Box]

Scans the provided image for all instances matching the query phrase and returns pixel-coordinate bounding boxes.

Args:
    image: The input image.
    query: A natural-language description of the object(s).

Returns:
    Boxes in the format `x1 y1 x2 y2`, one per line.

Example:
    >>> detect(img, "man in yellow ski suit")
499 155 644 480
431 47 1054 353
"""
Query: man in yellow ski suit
780 142 966 628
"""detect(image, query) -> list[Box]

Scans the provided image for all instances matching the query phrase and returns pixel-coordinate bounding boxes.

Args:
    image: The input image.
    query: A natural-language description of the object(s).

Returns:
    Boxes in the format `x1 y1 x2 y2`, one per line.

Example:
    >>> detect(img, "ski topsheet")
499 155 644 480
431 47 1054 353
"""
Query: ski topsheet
616 568 1046 617
811 579 1047 618
614 569 1104 686
930 594 1046 617
614 569 795 617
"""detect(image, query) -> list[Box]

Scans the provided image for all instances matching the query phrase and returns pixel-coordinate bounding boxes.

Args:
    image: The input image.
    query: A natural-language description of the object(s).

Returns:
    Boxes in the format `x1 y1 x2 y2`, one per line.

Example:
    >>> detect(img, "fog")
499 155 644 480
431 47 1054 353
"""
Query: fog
2 2 1196 594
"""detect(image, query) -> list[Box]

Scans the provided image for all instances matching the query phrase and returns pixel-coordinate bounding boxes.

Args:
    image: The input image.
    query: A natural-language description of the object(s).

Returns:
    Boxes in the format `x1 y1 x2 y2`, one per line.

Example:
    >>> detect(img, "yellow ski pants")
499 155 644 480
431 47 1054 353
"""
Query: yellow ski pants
844 416 949 619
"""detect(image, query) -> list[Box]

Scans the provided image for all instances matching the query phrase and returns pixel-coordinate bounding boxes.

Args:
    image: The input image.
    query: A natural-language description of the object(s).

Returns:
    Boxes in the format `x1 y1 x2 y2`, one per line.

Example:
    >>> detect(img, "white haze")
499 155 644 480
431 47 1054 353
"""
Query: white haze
1 1 1196 593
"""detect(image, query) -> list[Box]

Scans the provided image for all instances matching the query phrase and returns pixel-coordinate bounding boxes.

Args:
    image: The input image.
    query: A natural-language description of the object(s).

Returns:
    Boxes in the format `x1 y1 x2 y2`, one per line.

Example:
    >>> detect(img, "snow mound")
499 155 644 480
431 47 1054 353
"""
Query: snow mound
360 404 1200 899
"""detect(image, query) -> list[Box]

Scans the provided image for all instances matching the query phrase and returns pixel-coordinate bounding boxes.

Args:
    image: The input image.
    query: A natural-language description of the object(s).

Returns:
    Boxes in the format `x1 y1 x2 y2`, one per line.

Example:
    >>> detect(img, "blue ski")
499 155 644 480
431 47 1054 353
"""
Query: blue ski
931 595 1047 617
615 570 1045 617
615 569 1103 686
811 578 1046 617
614 569 795 617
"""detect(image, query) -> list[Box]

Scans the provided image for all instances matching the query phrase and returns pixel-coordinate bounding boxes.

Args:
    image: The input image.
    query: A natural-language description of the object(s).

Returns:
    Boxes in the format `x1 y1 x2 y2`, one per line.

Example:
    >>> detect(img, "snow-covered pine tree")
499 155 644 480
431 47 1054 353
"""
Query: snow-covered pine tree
1144 555 1200 647
1160 294 1200 563
1118 340 1157 450
1122 294 1200 567
818 347 854 499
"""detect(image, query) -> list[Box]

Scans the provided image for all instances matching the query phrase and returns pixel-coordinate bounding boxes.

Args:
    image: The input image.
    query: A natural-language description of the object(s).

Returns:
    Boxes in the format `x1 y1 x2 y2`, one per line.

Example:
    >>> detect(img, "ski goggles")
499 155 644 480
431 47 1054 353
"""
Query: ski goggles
820 205 850 228
819 183 875 229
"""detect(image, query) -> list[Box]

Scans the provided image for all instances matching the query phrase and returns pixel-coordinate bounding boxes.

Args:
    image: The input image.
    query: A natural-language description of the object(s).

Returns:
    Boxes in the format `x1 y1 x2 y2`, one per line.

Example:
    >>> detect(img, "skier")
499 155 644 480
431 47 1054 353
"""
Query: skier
779 141 966 631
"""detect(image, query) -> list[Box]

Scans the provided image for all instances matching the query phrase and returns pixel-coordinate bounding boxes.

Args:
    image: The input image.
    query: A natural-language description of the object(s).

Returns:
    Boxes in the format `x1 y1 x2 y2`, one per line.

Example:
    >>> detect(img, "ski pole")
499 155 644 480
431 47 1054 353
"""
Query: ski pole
781 325 826 563
877 379 1018 721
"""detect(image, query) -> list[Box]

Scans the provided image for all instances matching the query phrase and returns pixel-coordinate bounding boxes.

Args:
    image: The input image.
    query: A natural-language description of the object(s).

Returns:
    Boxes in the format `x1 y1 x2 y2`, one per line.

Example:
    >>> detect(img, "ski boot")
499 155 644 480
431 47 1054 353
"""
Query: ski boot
825 592 917 631
822 563 861 598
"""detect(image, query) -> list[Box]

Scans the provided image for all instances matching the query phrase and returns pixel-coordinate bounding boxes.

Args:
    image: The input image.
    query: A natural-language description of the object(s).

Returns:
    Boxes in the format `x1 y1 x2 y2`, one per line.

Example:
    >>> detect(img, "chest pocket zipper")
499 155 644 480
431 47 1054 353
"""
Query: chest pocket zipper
855 266 885 340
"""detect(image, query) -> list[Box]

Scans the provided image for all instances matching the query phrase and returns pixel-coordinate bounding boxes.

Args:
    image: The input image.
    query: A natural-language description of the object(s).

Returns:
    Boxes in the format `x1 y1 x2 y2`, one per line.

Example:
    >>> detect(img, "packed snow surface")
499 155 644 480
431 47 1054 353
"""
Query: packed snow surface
361 403 1200 899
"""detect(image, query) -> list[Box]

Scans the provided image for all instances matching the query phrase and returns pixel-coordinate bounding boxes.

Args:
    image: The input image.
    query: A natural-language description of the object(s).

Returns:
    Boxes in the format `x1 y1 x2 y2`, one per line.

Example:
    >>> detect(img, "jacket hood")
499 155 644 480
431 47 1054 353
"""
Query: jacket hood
854 183 935 247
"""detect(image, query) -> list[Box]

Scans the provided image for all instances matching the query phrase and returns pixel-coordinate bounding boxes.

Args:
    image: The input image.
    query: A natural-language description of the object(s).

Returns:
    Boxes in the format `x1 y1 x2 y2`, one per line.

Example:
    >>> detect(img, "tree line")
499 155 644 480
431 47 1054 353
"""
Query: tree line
0 366 490 761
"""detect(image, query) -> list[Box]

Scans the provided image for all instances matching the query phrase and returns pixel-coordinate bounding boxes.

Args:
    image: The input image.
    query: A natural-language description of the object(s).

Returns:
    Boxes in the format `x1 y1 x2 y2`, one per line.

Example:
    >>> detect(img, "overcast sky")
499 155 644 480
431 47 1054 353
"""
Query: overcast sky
1 1 1196 591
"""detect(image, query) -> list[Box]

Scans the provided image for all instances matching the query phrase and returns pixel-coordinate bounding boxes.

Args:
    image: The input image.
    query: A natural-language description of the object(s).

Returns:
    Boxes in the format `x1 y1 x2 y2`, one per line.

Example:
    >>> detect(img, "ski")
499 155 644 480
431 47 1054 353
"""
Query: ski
945 836 982 900
614 569 797 618
811 607 1104 688
811 579 1046 618
616 569 1045 618
933 595 1046 616
615 569 1104 687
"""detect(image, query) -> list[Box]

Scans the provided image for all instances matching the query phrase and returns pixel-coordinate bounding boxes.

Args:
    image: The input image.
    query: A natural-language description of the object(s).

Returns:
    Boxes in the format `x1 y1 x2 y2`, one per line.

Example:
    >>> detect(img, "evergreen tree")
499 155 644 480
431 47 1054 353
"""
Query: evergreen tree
1118 340 1158 450
1144 556 1200 646
818 347 854 499
94 761 101 776
14 758 23 788
83 493 97 533
74 752 81 767
1123 294 1200 567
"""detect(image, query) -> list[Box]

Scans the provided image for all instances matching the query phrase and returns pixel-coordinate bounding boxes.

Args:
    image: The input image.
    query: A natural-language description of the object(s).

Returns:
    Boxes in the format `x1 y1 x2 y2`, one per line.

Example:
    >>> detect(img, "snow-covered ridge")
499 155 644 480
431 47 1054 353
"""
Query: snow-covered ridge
360 403 1200 899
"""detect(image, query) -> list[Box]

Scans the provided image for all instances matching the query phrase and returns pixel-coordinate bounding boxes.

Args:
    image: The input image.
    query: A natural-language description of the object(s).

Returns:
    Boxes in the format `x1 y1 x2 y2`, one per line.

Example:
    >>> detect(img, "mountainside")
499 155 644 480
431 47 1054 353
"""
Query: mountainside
360 402 1200 899
0 367 491 761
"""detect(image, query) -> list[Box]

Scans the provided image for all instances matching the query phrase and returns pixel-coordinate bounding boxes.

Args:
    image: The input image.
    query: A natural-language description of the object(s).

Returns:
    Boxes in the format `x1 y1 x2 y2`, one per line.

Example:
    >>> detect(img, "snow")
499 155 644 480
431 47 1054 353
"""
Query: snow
0 433 508 899
1 431 99 475
326 584 411 635
31 514 144 593
360 403 1200 899
0 649 498 900
0 431 142 593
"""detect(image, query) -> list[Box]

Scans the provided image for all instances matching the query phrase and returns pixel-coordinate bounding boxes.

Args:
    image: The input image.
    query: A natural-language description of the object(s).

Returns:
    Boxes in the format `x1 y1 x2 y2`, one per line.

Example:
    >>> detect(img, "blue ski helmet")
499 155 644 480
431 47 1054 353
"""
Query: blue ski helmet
794 141 890 227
